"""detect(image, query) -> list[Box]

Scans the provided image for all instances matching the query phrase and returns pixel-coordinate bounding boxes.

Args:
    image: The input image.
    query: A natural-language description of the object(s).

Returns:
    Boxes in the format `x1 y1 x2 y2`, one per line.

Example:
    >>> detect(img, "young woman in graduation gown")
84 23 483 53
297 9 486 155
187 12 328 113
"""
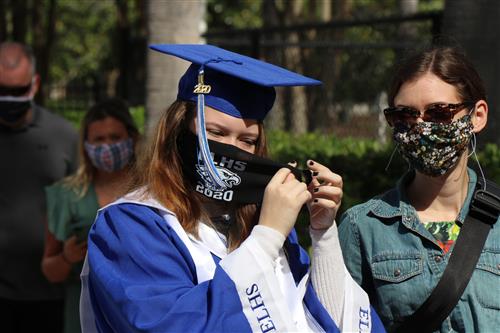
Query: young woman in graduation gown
80 44 385 333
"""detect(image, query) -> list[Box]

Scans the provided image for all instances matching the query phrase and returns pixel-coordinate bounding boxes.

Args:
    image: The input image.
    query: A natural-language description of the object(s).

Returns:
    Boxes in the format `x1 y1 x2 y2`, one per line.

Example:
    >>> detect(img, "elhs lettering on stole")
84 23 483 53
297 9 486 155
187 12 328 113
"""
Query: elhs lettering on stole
246 284 276 333
359 307 370 332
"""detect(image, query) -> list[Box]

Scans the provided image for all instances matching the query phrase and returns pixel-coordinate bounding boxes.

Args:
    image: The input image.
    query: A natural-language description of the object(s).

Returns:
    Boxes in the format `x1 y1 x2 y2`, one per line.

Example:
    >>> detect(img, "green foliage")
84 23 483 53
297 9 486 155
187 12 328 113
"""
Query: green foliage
268 130 384 161
52 105 145 133
419 0 445 11
207 0 262 29
130 106 146 134
477 143 500 183
50 1 117 84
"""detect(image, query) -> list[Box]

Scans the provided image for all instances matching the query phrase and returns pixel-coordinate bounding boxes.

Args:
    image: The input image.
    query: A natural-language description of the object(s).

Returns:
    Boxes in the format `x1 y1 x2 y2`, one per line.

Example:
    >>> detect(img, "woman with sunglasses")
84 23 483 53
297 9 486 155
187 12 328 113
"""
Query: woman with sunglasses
339 45 499 332
80 45 386 333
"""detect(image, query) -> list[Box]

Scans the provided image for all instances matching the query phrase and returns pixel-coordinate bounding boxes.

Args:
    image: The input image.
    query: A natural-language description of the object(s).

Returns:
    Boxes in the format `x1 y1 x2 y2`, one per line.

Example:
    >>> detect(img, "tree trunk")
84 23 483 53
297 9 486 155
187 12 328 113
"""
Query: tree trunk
284 0 307 134
145 0 205 134
262 0 285 131
12 0 28 43
32 0 56 106
398 0 419 39
303 0 351 133
441 0 500 146
31 0 44 104
0 0 8 41
115 0 130 100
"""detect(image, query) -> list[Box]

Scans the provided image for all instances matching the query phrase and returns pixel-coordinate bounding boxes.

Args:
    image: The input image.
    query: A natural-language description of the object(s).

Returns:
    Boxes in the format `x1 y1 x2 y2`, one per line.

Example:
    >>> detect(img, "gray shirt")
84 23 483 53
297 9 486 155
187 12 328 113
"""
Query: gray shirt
0 105 78 300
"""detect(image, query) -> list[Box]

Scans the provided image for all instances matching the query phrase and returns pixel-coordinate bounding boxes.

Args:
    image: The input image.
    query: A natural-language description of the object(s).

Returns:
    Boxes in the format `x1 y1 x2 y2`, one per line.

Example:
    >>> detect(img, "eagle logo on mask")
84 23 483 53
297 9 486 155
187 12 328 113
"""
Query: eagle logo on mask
195 163 241 191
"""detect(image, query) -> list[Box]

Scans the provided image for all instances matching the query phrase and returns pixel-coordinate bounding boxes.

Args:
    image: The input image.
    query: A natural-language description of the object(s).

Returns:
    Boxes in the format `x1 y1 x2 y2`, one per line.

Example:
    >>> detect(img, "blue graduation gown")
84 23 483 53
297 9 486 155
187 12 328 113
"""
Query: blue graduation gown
84 202 384 332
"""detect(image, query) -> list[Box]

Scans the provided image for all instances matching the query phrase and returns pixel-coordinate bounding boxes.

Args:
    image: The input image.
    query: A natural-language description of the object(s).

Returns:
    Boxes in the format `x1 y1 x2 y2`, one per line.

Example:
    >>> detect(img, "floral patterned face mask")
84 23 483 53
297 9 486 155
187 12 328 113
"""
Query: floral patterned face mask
393 114 474 177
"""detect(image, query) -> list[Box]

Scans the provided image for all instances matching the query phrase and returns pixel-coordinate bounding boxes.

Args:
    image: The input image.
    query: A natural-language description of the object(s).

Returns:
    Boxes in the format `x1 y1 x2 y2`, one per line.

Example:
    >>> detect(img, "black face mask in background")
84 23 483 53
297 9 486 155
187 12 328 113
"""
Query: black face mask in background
0 100 32 123
177 131 312 204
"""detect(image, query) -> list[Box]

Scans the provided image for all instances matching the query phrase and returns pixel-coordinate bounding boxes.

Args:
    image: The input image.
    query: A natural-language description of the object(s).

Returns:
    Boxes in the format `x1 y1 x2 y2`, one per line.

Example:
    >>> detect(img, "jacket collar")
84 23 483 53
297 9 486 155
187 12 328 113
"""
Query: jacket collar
369 168 478 227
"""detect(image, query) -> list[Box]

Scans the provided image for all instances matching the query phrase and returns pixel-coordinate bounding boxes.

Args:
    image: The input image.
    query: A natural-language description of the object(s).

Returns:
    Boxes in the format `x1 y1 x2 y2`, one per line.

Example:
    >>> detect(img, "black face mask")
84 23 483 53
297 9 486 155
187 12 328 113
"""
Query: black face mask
0 99 32 123
177 131 312 204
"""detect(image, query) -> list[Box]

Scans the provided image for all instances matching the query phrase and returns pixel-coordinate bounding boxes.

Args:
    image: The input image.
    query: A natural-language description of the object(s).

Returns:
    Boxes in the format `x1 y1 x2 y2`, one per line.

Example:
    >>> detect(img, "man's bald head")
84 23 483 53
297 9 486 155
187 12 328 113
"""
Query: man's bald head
0 42 36 78
0 42 38 88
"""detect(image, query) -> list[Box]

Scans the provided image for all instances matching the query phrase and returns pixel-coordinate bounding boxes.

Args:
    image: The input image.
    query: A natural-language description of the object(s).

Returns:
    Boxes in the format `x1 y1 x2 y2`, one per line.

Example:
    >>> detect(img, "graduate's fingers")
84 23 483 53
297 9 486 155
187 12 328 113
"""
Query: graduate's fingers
285 178 312 204
311 184 343 204
267 167 294 187
307 160 342 188
284 172 297 183
260 168 310 236
283 161 299 183
309 197 342 221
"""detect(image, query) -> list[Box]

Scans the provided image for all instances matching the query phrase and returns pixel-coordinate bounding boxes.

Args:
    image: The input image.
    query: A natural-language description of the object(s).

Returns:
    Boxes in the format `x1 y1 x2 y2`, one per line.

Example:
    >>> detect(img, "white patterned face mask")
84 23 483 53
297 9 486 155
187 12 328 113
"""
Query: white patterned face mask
84 138 134 172
393 114 474 177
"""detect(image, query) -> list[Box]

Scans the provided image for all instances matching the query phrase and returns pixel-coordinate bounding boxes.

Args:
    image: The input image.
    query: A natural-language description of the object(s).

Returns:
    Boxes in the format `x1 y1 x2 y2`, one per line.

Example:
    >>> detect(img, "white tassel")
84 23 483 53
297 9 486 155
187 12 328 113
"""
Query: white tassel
196 92 227 190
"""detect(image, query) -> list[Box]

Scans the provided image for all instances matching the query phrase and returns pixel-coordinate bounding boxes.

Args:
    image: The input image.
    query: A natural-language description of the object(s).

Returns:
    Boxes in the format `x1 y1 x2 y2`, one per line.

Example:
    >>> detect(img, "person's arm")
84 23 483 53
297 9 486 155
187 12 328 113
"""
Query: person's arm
300 160 346 322
41 222 70 283
310 222 346 326
43 183 88 283
41 220 87 283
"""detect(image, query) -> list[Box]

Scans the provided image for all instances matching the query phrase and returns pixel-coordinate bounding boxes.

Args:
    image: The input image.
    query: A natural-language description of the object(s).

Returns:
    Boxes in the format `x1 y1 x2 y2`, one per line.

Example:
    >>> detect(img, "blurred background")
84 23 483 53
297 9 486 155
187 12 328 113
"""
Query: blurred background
2 0 499 218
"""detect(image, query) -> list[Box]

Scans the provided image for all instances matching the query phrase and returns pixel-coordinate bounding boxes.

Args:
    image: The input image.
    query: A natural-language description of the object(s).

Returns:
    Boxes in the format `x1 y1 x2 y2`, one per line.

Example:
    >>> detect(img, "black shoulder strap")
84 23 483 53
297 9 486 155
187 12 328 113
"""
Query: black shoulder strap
391 178 500 333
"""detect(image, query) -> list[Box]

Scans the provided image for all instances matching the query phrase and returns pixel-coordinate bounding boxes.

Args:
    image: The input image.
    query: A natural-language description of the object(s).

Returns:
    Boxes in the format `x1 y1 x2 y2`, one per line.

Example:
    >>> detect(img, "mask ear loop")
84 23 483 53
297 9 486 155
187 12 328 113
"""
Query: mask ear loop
385 144 399 172
385 144 412 174
0 95 33 102
468 131 487 191
195 65 227 190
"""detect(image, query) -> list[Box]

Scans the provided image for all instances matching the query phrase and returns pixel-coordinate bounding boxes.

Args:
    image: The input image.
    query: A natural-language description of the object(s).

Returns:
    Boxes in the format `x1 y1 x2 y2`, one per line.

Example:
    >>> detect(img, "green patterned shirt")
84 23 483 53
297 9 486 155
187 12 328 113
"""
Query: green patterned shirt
424 221 460 253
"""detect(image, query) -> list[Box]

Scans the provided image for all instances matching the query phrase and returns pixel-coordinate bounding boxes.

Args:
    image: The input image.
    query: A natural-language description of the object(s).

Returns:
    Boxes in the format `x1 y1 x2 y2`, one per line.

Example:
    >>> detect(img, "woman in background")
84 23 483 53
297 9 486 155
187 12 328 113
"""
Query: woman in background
41 98 139 333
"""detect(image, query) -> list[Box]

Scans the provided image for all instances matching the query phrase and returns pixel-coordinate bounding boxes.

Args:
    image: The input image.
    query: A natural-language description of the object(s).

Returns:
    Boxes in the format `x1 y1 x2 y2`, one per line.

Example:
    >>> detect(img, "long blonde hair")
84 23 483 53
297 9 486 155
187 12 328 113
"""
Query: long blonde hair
131 100 267 250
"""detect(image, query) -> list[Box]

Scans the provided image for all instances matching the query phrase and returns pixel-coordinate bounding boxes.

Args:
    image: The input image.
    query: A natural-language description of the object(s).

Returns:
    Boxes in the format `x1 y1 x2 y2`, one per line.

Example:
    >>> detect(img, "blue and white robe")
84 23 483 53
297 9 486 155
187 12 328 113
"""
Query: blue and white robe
80 192 384 332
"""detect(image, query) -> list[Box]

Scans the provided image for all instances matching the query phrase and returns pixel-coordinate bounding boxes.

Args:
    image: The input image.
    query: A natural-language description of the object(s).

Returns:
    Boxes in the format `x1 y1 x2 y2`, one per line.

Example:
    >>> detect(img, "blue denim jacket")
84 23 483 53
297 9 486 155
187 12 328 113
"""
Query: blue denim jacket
338 168 500 332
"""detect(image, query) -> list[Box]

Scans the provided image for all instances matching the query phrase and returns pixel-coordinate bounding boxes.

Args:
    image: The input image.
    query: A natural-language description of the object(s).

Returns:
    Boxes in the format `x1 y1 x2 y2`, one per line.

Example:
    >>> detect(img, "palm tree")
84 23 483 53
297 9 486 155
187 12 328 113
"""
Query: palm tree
145 0 206 133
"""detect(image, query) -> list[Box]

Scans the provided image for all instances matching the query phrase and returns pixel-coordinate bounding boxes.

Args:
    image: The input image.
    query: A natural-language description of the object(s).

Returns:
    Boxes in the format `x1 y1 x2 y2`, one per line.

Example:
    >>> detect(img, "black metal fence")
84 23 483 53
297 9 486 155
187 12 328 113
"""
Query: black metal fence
43 76 103 125
204 11 443 139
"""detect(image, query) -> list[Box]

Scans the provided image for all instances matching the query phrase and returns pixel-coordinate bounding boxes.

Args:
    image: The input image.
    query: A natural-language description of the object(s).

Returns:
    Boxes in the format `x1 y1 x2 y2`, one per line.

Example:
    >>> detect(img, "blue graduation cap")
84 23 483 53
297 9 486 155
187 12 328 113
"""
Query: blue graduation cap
149 44 322 189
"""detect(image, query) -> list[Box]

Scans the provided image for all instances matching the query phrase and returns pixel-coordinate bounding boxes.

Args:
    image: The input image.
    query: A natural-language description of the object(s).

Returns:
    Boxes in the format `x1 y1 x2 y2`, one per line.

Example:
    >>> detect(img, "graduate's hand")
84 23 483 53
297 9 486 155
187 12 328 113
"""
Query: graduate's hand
306 160 343 230
258 167 312 237
63 236 87 264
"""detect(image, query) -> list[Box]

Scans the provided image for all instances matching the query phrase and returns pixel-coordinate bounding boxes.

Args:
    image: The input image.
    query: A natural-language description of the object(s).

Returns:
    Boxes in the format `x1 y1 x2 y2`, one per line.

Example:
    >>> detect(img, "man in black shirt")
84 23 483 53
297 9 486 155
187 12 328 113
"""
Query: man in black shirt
0 42 78 333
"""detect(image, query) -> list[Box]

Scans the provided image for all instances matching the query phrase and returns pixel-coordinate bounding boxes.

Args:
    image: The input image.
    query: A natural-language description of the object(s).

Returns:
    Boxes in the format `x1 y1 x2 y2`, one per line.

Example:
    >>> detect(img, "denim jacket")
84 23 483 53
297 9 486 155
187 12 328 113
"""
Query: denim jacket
338 168 500 333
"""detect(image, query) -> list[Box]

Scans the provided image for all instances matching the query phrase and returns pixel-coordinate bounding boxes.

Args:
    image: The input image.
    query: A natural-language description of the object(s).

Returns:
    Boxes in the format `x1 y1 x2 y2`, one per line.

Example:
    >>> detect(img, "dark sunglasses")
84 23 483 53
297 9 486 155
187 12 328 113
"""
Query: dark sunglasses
0 83 32 97
383 101 475 128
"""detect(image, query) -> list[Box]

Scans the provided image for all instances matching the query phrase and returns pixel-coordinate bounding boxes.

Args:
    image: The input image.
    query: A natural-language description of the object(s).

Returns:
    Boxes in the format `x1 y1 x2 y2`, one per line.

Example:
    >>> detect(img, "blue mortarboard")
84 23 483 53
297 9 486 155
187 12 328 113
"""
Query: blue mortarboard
149 44 321 189
149 44 321 120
